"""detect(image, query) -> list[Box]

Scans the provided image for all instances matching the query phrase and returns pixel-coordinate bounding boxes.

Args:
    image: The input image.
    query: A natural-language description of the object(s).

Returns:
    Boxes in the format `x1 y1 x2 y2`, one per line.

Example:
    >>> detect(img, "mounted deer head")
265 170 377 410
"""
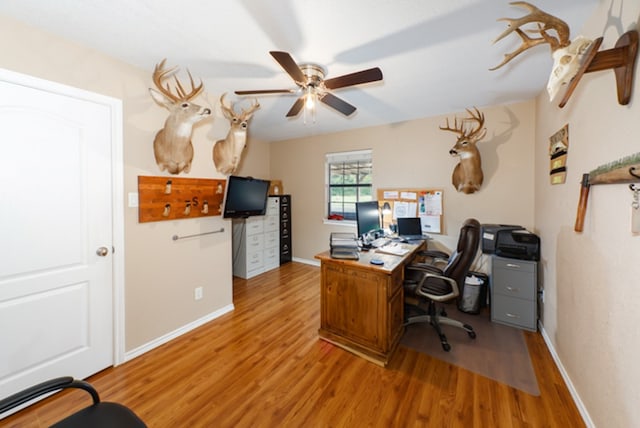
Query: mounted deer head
440 107 486 194
212 93 260 175
149 59 212 175
490 1 593 102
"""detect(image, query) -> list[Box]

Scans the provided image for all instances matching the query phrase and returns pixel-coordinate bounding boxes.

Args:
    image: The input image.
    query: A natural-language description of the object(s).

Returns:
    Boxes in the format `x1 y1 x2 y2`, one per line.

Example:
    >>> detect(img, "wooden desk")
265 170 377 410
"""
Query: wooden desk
315 243 424 366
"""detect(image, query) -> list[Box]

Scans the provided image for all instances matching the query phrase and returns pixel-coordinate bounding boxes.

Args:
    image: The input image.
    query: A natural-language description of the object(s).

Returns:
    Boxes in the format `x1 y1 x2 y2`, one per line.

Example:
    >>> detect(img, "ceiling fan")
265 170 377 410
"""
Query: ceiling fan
235 51 383 118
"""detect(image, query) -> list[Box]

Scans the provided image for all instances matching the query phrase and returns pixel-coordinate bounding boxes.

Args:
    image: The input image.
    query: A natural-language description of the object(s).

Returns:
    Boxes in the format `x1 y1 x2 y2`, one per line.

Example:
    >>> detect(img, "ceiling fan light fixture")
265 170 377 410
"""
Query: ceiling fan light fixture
235 51 382 120
304 86 317 124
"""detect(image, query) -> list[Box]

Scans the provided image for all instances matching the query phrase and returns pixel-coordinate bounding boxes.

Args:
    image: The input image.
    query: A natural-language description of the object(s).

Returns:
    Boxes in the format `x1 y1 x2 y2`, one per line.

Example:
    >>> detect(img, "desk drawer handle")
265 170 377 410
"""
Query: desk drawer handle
506 263 521 268
506 313 520 319
505 286 520 292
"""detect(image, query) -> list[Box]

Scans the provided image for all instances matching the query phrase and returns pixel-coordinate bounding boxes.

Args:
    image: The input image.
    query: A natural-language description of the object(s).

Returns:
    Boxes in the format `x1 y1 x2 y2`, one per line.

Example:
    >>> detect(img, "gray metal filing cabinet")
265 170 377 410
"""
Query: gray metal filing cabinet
491 256 538 331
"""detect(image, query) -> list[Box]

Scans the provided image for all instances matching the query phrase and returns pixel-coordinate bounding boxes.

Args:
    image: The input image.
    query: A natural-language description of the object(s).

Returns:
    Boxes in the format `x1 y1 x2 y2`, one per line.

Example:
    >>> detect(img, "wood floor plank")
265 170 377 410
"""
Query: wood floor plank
1 262 585 427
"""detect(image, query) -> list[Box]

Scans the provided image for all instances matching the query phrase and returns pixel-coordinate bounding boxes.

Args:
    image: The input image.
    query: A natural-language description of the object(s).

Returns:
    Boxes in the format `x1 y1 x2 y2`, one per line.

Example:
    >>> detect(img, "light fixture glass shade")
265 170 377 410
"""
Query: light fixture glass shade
303 86 317 124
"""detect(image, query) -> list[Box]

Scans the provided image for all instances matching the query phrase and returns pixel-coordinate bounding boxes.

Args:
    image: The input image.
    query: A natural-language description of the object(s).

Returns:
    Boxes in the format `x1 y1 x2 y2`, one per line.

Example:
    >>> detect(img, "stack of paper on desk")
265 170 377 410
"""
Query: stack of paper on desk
375 243 410 256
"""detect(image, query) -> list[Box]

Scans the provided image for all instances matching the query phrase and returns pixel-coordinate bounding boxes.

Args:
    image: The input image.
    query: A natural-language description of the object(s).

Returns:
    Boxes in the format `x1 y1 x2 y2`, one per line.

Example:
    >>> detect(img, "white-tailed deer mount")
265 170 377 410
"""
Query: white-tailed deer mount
149 59 212 175
440 108 486 195
212 93 260 175
491 2 638 108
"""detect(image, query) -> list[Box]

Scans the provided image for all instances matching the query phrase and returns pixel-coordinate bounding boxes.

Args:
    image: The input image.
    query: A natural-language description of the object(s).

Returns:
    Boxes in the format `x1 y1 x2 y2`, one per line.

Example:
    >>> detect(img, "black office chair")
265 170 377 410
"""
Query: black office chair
0 376 146 427
403 218 481 351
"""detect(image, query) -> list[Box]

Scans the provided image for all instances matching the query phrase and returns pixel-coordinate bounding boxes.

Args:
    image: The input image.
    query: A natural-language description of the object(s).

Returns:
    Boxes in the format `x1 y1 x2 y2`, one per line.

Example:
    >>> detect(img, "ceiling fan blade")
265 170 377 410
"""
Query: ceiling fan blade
324 67 383 90
270 51 307 85
286 97 305 117
235 89 295 95
320 93 357 116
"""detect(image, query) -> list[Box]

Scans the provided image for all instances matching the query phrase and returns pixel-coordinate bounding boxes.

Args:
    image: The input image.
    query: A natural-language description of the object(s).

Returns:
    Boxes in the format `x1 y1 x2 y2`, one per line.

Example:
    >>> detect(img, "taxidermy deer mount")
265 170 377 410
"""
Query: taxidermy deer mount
440 107 486 195
212 93 260 175
149 59 212 175
491 1 638 108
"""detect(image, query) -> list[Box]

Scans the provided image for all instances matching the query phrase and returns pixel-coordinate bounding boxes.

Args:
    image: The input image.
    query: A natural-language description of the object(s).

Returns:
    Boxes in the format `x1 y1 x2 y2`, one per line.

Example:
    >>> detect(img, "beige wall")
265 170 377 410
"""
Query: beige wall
0 15 237 352
268 101 536 264
534 2 640 426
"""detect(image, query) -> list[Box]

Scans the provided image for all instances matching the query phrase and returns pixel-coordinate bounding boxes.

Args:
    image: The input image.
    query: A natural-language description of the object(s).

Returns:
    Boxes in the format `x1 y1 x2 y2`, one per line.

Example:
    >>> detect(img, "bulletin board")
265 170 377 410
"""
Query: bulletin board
377 188 444 234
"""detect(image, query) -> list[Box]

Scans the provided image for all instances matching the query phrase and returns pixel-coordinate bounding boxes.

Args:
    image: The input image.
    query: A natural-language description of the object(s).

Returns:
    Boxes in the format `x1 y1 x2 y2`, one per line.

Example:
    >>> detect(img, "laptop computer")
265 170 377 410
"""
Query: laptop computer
396 217 425 241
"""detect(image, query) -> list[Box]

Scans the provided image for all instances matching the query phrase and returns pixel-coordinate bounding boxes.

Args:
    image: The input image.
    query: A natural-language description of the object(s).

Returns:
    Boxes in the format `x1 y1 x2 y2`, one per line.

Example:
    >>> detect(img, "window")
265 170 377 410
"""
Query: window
326 150 373 221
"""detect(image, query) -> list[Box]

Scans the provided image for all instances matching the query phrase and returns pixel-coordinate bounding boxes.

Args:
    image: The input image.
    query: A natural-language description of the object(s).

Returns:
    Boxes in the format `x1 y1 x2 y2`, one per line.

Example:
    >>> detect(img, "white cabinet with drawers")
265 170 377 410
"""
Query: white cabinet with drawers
491 256 538 331
232 197 281 279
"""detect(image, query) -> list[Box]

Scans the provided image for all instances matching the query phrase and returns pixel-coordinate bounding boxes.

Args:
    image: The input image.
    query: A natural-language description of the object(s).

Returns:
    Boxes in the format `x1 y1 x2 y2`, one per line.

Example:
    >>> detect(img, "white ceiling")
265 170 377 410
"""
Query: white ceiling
0 0 599 142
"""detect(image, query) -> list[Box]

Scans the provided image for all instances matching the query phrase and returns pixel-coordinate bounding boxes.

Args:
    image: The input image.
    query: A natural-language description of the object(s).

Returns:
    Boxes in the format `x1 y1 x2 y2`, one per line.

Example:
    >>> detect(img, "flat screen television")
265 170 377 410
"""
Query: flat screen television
222 176 270 218
355 200 381 238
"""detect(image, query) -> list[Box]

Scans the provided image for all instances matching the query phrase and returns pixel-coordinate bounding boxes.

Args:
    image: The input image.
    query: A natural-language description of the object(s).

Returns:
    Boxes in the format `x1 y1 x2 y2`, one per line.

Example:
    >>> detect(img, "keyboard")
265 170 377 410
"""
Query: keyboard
370 237 391 248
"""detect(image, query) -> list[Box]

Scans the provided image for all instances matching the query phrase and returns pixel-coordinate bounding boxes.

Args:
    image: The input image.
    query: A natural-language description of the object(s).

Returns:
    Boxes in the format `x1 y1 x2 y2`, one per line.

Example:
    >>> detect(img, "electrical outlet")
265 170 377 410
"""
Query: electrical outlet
539 289 544 303
194 287 203 301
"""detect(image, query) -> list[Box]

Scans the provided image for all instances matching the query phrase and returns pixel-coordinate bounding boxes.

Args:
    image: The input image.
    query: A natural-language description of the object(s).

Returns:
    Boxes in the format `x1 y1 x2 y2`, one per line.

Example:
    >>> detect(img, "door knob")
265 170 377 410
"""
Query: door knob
96 247 109 257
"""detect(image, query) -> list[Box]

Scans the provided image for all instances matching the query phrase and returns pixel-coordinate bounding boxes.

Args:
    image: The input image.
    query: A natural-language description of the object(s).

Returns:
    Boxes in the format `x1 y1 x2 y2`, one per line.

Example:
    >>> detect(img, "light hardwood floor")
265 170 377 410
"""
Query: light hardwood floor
2 262 585 427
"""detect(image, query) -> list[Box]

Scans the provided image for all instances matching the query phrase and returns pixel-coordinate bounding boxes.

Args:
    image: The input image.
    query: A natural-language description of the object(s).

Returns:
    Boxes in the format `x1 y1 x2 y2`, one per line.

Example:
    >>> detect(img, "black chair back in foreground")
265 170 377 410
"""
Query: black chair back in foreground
0 376 146 428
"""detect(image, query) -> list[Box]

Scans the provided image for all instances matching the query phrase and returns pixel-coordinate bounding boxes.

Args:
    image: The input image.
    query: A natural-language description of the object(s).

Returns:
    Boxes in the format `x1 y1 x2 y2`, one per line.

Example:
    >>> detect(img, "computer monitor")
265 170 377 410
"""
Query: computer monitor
397 217 423 238
355 201 381 239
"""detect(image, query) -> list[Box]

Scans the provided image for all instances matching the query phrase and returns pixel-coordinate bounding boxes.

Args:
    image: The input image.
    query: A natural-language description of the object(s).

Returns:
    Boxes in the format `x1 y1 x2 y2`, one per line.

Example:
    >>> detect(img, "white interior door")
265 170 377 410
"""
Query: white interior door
0 72 116 397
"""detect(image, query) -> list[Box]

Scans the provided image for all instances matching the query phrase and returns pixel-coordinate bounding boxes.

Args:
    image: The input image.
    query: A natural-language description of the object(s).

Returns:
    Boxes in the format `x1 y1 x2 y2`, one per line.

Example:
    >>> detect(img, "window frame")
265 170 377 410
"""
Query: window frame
325 149 373 222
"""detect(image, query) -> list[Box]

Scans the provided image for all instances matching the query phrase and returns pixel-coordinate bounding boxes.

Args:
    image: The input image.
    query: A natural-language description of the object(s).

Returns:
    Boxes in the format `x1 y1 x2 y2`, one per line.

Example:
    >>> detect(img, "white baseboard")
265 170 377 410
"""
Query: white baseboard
123 303 234 363
292 257 320 267
539 323 594 428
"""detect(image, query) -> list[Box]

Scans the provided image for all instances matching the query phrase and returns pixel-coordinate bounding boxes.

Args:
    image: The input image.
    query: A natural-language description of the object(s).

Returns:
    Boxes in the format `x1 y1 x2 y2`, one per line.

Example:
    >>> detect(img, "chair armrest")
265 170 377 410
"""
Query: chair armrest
0 377 100 415
415 272 460 303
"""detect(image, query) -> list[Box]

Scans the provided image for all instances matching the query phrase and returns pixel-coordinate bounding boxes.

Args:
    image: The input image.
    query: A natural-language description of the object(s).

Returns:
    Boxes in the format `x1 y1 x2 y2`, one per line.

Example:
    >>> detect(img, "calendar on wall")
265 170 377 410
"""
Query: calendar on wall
377 188 444 234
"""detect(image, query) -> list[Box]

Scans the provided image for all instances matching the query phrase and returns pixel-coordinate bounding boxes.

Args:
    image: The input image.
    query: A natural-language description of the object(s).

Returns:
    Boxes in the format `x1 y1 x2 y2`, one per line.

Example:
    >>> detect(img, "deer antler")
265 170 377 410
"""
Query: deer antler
440 107 486 143
152 59 204 102
220 93 260 118
490 1 571 70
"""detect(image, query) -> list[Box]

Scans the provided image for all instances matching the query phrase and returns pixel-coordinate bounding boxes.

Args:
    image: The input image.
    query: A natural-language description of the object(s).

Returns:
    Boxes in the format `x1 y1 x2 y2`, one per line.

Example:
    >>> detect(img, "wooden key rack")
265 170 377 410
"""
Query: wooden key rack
138 176 226 223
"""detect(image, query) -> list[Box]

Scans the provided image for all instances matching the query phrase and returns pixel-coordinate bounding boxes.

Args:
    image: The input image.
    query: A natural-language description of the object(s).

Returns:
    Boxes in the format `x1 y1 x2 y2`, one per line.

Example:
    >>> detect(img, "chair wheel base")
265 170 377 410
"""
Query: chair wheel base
464 324 476 339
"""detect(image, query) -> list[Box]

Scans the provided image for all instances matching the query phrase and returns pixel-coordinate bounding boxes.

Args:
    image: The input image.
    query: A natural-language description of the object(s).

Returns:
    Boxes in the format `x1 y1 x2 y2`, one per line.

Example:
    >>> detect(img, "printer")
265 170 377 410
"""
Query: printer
480 224 525 254
495 229 540 261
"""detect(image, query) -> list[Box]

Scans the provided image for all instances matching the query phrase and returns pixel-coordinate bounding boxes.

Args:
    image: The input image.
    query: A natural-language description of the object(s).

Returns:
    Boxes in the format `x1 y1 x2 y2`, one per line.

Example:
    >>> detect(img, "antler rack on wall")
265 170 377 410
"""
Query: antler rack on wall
560 31 638 108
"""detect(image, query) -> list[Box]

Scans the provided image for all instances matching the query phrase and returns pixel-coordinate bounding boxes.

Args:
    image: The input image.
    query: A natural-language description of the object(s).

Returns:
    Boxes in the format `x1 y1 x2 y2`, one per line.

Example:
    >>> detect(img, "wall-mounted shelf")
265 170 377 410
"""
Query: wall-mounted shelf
137 176 226 223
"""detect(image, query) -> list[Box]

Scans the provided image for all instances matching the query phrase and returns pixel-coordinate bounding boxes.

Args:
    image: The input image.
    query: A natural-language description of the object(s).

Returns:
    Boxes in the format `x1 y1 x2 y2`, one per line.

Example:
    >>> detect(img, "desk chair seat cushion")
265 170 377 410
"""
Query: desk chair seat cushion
52 402 147 428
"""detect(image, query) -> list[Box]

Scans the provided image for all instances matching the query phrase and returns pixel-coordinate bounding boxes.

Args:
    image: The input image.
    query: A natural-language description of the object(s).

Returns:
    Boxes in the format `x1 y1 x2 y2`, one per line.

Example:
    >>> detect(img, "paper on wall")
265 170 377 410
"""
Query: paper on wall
393 201 417 219
400 191 417 200
423 191 442 215
420 215 441 234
